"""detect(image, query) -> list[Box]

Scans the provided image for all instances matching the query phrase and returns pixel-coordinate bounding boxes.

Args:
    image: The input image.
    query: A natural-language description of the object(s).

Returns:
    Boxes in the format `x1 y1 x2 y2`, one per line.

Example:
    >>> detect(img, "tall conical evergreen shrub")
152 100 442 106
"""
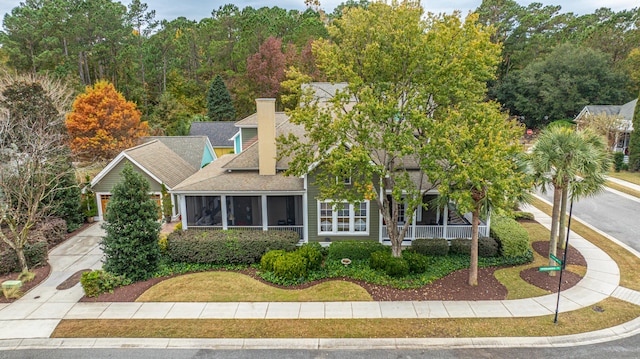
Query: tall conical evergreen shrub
101 164 160 281
206 75 236 121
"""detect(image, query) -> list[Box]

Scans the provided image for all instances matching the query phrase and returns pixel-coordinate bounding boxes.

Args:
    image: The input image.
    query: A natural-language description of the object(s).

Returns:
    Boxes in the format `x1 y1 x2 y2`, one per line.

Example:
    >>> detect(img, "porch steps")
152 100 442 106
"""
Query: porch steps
447 210 468 225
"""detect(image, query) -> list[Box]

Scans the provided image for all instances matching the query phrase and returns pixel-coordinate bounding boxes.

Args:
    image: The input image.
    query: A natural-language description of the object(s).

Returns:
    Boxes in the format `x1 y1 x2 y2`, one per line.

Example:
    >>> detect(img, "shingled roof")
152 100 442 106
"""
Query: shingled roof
142 136 213 169
189 121 237 148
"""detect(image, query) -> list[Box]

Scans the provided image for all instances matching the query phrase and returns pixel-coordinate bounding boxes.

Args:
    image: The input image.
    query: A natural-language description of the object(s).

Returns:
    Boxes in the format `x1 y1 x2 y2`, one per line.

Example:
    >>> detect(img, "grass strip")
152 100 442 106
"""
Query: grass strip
51 297 639 338
530 197 640 291
606 180 640 199
608 171 640 186
136 272 372 302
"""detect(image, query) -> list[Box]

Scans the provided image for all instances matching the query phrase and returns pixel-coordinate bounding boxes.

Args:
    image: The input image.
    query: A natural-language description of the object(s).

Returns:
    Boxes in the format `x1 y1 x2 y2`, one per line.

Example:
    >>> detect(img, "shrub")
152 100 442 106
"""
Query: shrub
167 229 298 265
513 211 534 221
174 222 182 231
402 250 430 273
101 164 161 282
158 234 169 253
490 215 532 258
327 241 387 261
622 163 629 171
272 252 308 280
0 242 48 274
385 256 410 277
614 151 624 172
297 243 323 270
261 250 286 272
450 238 471 255
80 270 129 297
369 250 390 271
410 238 449 256
37 217 67 247
478 237 499 257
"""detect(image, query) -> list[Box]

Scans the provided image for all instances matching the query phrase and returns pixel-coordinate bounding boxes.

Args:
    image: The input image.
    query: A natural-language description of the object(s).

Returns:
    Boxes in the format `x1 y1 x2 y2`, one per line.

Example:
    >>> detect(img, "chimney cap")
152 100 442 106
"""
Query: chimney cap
256 98 276 102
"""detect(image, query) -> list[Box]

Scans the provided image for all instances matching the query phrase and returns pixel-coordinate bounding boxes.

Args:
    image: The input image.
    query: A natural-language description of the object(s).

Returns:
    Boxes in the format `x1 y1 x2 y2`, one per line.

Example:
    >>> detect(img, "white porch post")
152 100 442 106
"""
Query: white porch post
179 194 188 230
262 195 268 231
411 210 417 241
303 175 309 243
221 195 228 230
378 185 384 243
443 203 449 239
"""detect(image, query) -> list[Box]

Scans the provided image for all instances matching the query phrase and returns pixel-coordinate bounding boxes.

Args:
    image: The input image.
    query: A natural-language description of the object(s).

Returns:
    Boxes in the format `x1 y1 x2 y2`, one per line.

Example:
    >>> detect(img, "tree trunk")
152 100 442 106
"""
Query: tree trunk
548 184 562 276
16 244 29 274
468 206 479 286
558 186 569 250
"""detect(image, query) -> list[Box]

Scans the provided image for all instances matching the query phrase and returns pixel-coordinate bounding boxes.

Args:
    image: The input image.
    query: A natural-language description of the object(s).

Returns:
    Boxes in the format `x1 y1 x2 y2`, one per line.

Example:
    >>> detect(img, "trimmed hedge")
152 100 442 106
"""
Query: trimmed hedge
167 229 299 264
327 240 387 261
0 242 48 274
369 250 410 277
490 215 532 258
402 250 430 274
479 237 499 257
450 238 471 255
410 238 449 256
513 211 534 221
273 252 308 280
297 243 323 270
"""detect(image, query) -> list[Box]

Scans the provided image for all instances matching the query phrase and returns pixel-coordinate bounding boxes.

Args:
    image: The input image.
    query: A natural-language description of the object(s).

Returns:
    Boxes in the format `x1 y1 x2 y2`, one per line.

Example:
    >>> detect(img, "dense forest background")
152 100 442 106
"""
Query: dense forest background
1 0 638 132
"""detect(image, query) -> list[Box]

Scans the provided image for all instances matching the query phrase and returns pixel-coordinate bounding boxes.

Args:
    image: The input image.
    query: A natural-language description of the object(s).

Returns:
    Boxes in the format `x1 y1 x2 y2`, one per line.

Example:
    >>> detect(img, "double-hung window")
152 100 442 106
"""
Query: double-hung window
319 201 369 234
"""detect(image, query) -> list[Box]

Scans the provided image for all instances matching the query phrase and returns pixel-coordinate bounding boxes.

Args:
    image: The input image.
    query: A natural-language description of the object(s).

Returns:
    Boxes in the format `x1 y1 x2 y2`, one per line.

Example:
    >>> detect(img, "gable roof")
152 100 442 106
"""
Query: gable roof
91 140 197 190
171 153 304 192
189 121 237 148
576 99 638 132
142 136 215 169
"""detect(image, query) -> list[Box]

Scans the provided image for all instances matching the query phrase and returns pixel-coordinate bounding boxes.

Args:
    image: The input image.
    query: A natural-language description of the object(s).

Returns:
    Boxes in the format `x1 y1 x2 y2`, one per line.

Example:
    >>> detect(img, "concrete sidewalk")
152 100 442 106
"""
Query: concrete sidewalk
607 176 640 193
1 205 640 350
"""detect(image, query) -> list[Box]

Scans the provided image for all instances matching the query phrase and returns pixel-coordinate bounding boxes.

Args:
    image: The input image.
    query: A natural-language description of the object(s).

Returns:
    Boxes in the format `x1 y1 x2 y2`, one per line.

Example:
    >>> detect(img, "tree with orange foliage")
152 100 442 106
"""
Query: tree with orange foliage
66 80 149 160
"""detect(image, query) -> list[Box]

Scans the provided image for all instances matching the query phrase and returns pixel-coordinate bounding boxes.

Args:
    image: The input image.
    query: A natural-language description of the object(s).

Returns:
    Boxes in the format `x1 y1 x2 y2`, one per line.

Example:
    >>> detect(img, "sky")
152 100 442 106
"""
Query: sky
0 0 637 23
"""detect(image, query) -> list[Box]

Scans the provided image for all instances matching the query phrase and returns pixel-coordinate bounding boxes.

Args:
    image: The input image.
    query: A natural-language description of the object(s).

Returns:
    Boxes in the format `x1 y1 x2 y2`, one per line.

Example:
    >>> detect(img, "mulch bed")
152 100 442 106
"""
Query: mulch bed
6 221 589 303
0 265 51 303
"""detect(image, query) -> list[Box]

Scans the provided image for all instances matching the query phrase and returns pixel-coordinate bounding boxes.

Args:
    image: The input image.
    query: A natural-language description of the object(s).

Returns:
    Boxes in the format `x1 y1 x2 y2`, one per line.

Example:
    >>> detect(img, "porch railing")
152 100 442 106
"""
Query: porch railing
382 225 488 241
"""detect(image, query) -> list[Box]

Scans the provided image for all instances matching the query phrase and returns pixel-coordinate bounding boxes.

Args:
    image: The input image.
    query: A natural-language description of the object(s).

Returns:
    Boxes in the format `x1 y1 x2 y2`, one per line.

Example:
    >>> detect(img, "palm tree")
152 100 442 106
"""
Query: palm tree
530 127 610 273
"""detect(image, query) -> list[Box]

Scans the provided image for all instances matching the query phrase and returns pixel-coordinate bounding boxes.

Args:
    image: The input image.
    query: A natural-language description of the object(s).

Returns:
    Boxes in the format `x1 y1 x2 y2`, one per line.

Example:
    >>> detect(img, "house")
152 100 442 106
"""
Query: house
189 121 238 157
90 136 215 221
171 96 489 244
575 99 638 152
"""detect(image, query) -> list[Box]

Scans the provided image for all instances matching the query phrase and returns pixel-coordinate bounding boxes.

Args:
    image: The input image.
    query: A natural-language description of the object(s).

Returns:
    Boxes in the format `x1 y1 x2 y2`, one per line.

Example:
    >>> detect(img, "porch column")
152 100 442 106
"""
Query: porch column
262 195 268 231
443 203 449 239
179 194 188 230
221 195 228 230
411 209 417 241
302 176 309 243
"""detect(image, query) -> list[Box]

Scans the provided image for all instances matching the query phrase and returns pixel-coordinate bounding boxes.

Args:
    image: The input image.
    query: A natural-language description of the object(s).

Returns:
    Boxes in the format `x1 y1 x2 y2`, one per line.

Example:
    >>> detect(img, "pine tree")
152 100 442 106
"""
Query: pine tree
101 164 160 281
206 75 236 121
629 92 640 171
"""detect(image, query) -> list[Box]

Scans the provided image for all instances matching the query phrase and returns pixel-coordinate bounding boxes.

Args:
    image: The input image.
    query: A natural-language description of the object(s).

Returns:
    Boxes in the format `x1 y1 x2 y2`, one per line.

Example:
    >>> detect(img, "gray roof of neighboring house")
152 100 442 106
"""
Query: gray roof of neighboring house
125 140 197 188
304 82 349 102
234 112 289 128
188 121 237 148
171 154 304 192
576 99 638 131
142 136 212 169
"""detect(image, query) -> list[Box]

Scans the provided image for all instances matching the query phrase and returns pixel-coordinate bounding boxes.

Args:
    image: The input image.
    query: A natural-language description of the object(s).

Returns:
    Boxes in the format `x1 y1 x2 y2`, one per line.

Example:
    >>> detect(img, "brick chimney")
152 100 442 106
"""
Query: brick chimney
256 98 276 176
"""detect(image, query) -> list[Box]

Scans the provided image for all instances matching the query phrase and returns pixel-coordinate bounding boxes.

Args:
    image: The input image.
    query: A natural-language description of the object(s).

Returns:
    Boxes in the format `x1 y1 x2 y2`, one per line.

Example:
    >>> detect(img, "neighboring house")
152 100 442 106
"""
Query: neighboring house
90 136 215 221
171 97 489 245
189 121 238 157
575 99 638 152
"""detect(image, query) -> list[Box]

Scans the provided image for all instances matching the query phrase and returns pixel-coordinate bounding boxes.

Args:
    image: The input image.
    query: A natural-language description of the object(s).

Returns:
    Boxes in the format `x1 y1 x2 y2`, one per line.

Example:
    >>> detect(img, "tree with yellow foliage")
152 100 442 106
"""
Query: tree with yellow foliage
66 80 149 160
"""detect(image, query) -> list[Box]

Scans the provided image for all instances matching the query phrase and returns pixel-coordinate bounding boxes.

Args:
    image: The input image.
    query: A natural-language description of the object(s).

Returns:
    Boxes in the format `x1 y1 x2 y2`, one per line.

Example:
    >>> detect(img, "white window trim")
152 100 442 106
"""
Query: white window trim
318 200 370 235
